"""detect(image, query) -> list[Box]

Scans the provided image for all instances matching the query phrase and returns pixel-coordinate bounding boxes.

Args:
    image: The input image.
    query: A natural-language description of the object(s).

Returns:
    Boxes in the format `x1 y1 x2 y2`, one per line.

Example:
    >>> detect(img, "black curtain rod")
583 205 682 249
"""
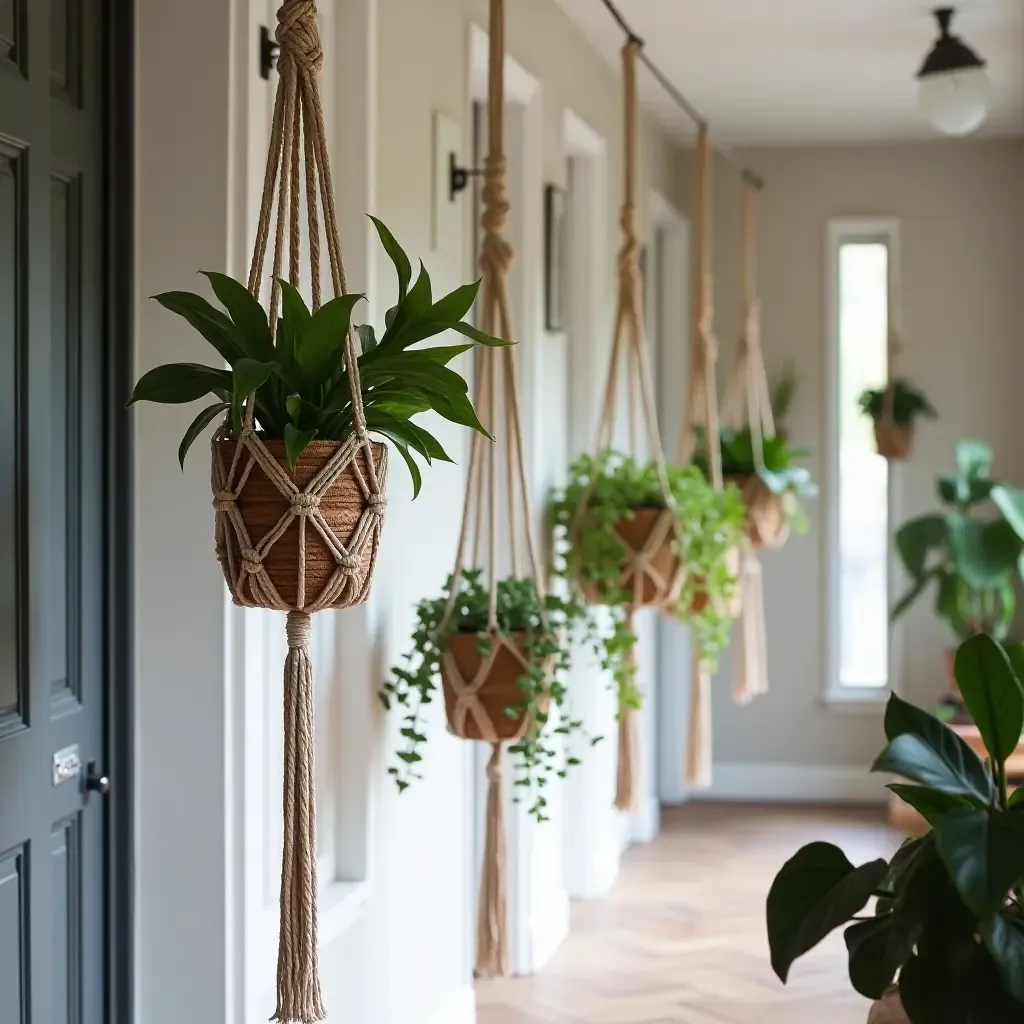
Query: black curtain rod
597 0 765 191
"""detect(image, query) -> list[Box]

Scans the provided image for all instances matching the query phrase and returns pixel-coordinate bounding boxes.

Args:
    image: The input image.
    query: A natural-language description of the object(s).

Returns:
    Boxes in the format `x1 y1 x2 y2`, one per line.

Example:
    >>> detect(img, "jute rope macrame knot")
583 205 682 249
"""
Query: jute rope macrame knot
242 548 264 574
286 610 312 648
480 155 514 277
337 552 360 574
366 494 387 511
291 492 320 513
617 201 640 280
275 0 324 75
213 489 236 513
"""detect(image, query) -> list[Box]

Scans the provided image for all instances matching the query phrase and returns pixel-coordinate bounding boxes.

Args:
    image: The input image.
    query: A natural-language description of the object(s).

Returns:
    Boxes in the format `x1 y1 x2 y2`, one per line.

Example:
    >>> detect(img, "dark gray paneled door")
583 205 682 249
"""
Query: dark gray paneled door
0 3 108 1024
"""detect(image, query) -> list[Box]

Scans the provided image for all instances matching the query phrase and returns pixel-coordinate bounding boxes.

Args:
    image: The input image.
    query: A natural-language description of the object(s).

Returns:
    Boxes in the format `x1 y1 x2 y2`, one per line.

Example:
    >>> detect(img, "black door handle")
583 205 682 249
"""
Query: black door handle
85 768 110 795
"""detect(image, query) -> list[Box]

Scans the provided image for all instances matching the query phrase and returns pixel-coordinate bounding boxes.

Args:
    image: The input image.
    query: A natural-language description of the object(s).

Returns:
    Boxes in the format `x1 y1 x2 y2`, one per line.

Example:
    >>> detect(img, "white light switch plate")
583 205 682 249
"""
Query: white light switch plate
433 112 463 255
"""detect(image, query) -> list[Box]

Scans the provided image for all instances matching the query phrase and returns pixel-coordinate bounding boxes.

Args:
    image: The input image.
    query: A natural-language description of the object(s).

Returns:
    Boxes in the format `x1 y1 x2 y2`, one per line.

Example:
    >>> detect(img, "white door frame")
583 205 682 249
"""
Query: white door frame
648 188 694 807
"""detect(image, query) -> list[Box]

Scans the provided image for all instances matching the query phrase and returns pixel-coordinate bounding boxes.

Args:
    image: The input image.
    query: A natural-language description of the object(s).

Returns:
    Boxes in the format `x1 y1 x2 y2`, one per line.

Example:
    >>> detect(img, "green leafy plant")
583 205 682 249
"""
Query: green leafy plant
695 426 817 534
771 361 798 425
859 378 937 430
893 440 1022 641
380 571 595 821
551 452 745 690
767 634 1024 1023
128 218 509 495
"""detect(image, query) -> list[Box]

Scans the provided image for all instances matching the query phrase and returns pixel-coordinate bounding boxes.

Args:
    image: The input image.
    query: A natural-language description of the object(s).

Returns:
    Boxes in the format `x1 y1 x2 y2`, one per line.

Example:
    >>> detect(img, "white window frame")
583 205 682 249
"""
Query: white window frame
823 217 903 710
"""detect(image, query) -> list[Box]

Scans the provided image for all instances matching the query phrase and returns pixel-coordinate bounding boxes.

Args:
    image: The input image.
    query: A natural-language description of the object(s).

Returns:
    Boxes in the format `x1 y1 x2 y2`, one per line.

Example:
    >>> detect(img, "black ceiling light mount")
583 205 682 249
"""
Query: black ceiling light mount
916 7 992 136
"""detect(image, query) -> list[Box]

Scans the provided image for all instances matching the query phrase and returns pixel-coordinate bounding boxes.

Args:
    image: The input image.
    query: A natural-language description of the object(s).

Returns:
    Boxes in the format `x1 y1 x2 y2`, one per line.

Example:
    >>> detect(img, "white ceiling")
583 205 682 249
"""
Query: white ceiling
553 0 1024 145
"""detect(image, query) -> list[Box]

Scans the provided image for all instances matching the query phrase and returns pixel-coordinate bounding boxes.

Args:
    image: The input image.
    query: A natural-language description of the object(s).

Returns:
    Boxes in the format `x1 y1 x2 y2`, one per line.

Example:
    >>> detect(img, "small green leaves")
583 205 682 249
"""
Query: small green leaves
356 324 377 354
426 280 480 324
954 635 1024 764
200 272 273 360
298 293 363 382
177 402 229 469
151 291 242 364
283 423 317 472
278 280 311 366
129 363 233 405
766 842 888 983
369 215 412 299
231 358 277 435
285 393 303 422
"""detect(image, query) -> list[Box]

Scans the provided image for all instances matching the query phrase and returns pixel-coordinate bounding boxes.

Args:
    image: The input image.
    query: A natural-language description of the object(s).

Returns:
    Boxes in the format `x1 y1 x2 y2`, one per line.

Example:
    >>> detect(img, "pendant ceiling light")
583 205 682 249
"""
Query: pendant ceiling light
916 7 992 137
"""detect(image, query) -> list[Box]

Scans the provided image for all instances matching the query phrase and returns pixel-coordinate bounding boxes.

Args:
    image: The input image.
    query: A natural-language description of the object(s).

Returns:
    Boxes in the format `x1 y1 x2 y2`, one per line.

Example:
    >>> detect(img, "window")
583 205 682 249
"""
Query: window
826 219 899 699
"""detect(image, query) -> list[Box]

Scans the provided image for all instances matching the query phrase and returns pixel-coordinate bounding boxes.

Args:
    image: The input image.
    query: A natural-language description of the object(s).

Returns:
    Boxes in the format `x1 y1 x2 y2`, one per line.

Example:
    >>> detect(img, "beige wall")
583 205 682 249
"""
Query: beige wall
674 139 1024 770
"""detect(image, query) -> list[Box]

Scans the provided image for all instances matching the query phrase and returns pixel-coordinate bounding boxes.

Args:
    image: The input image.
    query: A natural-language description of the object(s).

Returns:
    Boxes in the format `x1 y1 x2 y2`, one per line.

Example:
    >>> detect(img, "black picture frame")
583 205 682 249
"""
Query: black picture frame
544 183 566 331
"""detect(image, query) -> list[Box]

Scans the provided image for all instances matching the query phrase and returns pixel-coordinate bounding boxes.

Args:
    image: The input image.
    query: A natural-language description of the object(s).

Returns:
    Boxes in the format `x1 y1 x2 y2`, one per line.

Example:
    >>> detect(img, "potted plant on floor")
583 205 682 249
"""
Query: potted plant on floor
767 634 1024 1023
858 378 936 460
551 451 746 709
695 426 817 551
381 570 592 821
891 439 1022 715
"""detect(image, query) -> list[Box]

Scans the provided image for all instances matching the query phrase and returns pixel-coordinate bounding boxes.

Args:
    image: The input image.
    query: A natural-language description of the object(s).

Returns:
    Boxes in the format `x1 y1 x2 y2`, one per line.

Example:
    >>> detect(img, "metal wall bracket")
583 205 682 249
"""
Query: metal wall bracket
449 153 483 201
259 26 279 80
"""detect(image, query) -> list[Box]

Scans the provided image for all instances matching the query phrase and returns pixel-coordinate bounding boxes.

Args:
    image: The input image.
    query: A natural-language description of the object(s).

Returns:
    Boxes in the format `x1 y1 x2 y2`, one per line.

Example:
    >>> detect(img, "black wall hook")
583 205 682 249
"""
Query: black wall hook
449 153 484 201
260 26 280 80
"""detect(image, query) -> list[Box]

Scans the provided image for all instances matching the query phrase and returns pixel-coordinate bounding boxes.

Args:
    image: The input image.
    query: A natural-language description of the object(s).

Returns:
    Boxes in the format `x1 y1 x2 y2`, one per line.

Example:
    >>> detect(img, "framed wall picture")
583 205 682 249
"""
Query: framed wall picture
544 183 566 331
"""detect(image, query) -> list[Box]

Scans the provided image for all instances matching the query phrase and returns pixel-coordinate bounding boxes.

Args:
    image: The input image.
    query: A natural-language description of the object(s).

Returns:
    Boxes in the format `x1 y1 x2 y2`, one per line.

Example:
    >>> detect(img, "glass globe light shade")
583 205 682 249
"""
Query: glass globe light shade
918 66 992 137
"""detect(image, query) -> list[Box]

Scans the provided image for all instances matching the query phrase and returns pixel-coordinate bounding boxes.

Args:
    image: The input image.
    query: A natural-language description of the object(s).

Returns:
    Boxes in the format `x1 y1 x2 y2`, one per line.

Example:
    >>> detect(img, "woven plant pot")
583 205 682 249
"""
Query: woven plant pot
725 474 790 551
683 545 743 618
441 631 548 741
577 506 685 609
875 420 913 460
213 438 388 611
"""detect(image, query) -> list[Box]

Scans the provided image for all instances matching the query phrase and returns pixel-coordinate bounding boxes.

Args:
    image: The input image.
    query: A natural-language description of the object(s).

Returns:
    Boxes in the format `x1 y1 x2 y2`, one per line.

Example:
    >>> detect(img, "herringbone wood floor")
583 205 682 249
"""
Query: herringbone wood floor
477 804 900 1024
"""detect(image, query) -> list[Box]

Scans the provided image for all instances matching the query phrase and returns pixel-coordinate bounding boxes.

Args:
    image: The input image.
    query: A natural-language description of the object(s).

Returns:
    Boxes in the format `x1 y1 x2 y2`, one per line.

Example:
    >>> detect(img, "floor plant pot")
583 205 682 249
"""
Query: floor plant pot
441 631 547 741
874 419 913 460
577 506 684 609
725 474 789 550
213 438 388 610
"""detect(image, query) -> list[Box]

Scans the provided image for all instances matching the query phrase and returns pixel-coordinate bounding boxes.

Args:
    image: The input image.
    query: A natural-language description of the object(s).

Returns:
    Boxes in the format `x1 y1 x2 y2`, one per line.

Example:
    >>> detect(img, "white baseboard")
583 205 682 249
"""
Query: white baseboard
687 762 889 804
426 986 475 1024
630 796 661 844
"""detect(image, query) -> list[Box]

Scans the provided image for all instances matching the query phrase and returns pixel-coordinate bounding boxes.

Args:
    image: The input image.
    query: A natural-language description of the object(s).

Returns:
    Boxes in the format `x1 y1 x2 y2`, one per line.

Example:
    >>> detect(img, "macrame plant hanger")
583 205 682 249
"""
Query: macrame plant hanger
210 3 387 1021
876 274 908 459
435 0 551 978
573 39 679 814
720 176 775 706
676 124 725 790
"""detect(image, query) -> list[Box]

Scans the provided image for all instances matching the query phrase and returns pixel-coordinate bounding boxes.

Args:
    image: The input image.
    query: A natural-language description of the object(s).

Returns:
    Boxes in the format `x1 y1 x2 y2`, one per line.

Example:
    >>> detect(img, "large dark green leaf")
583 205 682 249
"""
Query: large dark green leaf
376 431 422 498
899 948 970 1024
177 402 229 468
128 362 233 405
369 216 412 299
231 358 277 435
895 514 947 579
277 280 311 368
935 809 1024 918
844 915 906 1000
152 291 243 364
406 422 453 463
356 324 377 355
200 272 273 360
992 485 1024 545
413 343 475 365
872 732 994 804
426 280 480 325
298 293 363 382
954 635 1024 764
947 516 1022 589
766 841 889 983
980 913 1024 1002
283 423 317 472
446 321 512 348
1003 641 1024 684
404 262 432 319
886 784 974 827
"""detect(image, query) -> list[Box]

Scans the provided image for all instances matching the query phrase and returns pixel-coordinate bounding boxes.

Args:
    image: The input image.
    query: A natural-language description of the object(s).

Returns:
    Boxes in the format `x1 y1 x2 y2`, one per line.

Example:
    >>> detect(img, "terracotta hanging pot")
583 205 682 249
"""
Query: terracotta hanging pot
683 544 743 618
725 474 790 551
867 987 908 1024
577 505 685 609
874 419 914 460
213 438 388 611
441 631 550 741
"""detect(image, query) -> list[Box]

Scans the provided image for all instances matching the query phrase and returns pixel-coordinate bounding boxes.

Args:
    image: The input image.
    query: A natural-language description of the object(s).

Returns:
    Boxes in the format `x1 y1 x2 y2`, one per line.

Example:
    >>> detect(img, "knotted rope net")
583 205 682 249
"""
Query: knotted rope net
676 125 726 790
570 41 679 814
720 176 776 706
876 275 910 459
209 3 387 1020
434 0 551 977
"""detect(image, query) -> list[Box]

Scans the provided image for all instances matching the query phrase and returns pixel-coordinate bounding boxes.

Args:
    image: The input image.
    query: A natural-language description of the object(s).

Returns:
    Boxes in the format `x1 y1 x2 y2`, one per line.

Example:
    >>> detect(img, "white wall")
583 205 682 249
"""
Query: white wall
134 2 682 1024
668 139 1024 790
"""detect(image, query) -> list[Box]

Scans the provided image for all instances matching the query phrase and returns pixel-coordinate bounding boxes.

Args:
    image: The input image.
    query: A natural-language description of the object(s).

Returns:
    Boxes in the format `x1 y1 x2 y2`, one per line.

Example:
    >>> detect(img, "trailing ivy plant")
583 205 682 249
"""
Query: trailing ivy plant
380 571 596 822
551 452 745 688
128 218 508 495
767 634 1024 1023
893 440 1022 641
858 377 937 430
694 426 817 534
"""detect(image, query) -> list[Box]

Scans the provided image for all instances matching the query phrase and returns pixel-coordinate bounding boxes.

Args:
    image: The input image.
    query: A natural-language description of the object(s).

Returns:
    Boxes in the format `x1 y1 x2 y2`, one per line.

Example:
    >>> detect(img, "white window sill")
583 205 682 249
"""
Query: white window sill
318 879 370 947
822 688 891 714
